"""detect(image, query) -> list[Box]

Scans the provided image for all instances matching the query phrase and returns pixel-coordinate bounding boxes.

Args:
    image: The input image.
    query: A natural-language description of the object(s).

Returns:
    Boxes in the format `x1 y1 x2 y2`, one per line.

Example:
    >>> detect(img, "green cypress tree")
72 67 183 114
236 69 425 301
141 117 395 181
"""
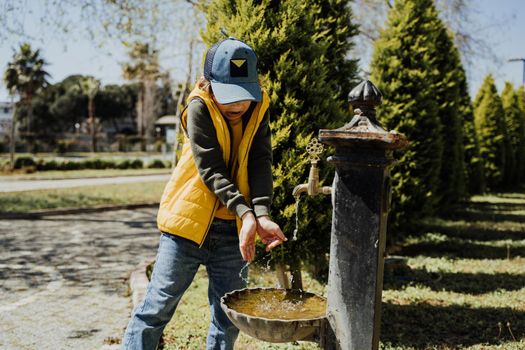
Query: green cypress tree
202 0 359 280
458 68 485 194
501 82 525 185
312 0 360 103
370 0 444 236
517 86 525 183
430 19 466 208
517 86 525 114
473 75 507 189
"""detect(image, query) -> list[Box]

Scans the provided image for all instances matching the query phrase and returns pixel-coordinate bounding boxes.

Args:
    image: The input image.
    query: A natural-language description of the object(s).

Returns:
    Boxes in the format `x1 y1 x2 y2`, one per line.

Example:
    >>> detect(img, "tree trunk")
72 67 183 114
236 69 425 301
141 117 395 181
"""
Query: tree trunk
172 39 195 168
27 94 31 136
9 97 16 171
27 96 35 154
173 81 188 168
88 97 96 153
172 118 181 168
136 84 145 151
143 78 158 147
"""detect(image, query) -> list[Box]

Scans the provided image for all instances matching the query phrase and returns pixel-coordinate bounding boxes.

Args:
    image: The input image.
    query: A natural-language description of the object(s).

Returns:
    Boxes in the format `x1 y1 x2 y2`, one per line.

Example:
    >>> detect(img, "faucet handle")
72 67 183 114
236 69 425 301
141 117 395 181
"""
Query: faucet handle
306 138 324 162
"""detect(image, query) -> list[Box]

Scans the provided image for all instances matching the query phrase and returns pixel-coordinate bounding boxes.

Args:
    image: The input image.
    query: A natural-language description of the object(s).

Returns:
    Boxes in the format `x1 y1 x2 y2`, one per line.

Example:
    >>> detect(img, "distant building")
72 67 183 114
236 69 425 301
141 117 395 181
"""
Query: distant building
0 101 15 137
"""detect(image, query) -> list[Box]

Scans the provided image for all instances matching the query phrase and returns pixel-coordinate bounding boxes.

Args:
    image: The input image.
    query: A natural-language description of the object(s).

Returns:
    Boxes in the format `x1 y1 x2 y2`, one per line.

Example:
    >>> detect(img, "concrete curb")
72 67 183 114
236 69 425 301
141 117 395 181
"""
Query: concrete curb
129 259 153 309
0 202 159 220
127 259 166 348
98 259 153 350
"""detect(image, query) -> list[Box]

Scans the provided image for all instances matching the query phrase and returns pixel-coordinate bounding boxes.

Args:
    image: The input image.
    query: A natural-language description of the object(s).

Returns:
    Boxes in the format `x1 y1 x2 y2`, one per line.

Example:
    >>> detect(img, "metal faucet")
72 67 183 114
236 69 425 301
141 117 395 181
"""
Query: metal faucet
292 138 332 199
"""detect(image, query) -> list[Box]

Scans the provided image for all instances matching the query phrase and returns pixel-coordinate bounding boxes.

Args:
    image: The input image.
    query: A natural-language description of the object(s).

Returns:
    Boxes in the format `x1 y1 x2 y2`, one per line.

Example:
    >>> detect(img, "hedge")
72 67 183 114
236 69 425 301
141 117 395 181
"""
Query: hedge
4 156 172 171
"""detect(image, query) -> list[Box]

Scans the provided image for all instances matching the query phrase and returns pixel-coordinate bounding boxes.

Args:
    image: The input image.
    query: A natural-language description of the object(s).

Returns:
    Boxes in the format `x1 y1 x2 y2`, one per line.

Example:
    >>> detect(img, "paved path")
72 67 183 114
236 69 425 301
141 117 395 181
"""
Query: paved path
0 208 160 350
0 174 170 192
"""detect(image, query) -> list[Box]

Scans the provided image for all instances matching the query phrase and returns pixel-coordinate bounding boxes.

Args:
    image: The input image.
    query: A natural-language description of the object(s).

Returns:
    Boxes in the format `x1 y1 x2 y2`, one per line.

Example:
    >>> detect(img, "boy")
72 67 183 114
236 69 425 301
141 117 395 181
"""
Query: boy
122 37 286 350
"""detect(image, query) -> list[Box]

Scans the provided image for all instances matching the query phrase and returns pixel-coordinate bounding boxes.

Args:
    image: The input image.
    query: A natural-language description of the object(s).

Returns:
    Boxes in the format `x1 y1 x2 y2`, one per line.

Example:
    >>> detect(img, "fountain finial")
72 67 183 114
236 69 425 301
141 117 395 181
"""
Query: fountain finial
340 80 387 134
348 80 382 108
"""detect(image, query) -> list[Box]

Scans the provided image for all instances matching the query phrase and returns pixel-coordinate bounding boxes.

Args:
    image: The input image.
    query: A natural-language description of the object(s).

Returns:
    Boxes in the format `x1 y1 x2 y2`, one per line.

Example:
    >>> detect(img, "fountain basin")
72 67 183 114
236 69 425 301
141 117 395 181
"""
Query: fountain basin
220 287 327 343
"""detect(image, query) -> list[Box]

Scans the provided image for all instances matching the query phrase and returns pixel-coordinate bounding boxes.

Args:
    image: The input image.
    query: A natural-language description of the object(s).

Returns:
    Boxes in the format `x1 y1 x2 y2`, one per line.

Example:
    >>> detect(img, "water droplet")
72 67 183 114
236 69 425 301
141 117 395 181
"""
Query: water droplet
239 262 250 284
266 255 273 270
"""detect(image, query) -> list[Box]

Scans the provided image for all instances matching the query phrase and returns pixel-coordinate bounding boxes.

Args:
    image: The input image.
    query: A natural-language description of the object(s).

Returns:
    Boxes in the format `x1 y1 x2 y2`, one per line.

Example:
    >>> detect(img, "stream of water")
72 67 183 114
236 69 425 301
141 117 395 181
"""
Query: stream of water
238 252 274 285
293 196 300 241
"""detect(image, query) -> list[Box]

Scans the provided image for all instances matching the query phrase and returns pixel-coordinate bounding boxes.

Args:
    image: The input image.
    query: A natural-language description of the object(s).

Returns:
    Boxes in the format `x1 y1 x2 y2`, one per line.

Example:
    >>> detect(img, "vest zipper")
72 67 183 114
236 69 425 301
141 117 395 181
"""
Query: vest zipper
199 198 220 248
226 122 233 172
199 103 232 248
241 114 260 166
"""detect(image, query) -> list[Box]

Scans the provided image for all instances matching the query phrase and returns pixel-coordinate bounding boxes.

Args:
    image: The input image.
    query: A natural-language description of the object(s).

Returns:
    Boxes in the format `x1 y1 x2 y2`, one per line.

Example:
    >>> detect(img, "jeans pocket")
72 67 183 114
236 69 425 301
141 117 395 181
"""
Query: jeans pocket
210 228 239 252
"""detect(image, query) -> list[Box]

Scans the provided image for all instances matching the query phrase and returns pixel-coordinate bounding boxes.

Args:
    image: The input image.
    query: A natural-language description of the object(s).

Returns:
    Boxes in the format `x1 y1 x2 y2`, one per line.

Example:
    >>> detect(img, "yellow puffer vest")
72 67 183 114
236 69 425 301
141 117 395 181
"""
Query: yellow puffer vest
157 86 270 246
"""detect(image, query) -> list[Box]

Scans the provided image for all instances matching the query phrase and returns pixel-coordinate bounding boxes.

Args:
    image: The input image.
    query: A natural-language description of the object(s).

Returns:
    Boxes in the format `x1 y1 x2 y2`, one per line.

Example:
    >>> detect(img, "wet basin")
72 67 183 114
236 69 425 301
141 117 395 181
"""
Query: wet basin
220 287 327 343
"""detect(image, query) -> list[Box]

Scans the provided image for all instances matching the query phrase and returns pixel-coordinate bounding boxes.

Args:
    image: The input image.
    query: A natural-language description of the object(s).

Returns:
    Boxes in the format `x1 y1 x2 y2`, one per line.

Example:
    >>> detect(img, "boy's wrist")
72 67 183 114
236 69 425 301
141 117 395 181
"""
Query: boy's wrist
241 210 255 221
235 203 252 219
257 215 271 221
253 204 270 218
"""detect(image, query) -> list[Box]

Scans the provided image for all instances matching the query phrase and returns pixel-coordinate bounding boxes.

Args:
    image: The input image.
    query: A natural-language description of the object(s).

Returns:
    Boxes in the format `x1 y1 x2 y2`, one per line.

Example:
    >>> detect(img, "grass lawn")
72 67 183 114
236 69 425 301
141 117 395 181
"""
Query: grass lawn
0 168 171 180
160 190 525 350
0 181 166 212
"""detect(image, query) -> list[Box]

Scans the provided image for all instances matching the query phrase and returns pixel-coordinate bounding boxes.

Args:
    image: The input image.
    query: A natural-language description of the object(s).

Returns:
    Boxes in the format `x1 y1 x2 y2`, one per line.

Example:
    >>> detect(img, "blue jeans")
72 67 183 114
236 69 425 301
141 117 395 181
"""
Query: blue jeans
122 219 247 350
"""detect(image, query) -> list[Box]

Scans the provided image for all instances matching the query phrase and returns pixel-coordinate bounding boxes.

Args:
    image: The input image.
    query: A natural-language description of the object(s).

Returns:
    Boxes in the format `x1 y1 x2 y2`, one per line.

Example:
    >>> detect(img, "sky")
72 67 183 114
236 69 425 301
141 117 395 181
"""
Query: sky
463 0 525 94
0 0 524 102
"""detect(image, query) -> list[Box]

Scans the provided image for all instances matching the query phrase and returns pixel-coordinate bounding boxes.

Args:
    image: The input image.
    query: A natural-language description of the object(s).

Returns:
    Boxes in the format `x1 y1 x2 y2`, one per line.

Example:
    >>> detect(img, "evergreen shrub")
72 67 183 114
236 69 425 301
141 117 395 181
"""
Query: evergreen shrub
517 86 525 183
203 0 359 281
473 75 507 189
9 157 152 171
129 159 143 169
370 0 444 239
116 159 133 169
14 156 37 169
147 159 168 169
501 82 525 186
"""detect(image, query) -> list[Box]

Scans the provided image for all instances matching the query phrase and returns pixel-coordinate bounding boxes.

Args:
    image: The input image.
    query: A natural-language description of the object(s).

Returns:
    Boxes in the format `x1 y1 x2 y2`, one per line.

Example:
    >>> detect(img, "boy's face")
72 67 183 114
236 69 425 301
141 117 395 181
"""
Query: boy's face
214 99 251 121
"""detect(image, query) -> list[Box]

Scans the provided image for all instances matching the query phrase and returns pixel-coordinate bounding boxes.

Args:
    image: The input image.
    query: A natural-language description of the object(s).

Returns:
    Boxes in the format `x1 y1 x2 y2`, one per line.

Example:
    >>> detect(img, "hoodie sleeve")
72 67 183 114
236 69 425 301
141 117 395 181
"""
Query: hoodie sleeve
247 111 273 217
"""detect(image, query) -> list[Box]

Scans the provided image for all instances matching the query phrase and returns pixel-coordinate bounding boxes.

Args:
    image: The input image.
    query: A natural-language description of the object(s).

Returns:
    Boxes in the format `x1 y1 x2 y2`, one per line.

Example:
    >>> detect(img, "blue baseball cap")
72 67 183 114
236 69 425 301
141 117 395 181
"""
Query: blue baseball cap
204 38 262 104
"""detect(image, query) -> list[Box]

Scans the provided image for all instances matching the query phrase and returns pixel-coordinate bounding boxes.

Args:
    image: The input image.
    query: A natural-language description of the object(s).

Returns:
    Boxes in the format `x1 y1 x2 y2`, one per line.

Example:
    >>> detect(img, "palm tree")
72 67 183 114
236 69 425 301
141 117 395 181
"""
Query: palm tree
78 76 101 152
3 43 50 157
122 41 164 150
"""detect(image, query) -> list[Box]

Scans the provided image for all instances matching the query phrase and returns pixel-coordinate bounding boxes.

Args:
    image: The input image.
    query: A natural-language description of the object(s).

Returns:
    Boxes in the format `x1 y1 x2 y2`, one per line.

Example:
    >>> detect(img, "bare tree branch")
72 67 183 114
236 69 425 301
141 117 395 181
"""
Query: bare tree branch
350 0 508 80
1 0 206 87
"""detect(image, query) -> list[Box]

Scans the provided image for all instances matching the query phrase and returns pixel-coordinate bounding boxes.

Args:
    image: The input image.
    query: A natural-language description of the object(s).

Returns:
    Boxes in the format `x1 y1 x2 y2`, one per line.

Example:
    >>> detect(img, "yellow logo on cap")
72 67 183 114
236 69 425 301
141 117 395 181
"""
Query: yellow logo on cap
231 59 246 68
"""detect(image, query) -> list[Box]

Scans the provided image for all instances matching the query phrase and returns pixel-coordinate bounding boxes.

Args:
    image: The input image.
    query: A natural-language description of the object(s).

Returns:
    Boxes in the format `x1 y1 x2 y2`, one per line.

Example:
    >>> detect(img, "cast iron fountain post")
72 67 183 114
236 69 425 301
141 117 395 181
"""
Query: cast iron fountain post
318 80 407 350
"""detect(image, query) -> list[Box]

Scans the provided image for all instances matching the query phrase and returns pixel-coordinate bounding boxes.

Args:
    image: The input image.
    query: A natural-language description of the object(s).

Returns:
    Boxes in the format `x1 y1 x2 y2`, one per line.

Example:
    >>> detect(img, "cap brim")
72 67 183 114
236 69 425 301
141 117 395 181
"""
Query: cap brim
210 81 262 104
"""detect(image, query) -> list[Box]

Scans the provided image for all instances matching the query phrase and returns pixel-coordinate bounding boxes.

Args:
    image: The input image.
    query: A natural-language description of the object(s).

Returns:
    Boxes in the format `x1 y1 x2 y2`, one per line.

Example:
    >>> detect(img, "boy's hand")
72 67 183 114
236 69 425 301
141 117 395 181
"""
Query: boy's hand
256 216 287 252
239 211 257 262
